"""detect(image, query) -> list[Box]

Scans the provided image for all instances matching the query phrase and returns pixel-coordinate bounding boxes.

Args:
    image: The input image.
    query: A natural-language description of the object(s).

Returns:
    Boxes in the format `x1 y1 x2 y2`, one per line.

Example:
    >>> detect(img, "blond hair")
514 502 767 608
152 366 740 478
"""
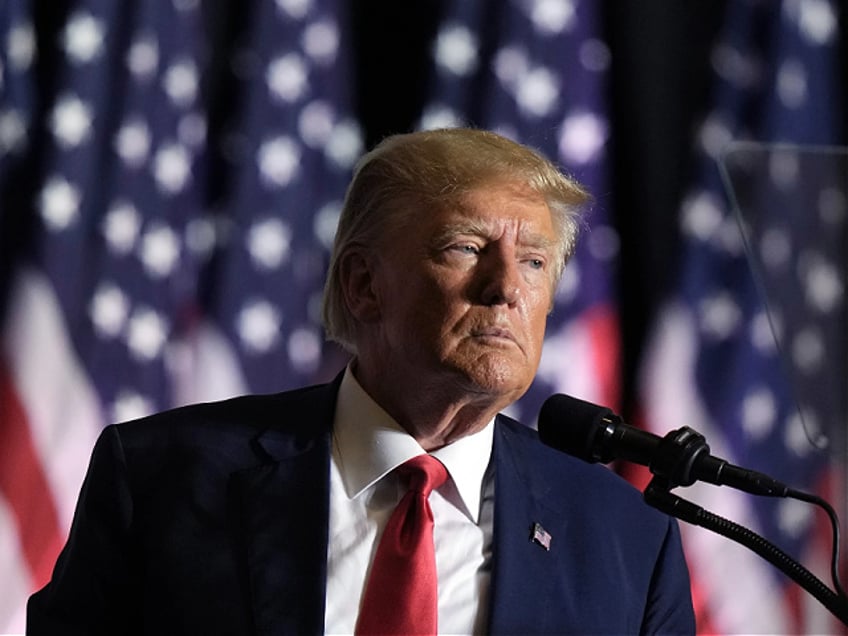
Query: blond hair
322 128 589 353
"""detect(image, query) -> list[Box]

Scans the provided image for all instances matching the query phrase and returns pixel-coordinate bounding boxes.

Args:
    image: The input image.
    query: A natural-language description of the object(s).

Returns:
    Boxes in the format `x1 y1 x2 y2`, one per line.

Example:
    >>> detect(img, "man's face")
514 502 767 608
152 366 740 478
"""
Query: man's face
367 181 559 406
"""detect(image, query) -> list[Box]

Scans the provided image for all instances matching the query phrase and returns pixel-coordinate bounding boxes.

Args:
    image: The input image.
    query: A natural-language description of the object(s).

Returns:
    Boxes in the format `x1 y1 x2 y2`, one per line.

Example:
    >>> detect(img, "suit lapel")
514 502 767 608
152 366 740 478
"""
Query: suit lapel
231 379 340 635
487 417 578 635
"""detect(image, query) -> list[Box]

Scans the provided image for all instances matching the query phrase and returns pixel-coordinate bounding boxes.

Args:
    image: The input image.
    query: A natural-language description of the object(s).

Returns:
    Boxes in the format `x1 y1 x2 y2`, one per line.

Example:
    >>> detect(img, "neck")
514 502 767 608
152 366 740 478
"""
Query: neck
351 359 508 451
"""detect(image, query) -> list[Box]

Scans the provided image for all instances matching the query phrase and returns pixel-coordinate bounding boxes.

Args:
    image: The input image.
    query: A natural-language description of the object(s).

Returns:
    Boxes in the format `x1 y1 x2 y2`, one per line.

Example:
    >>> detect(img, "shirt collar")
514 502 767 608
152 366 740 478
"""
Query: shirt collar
332 364 494 523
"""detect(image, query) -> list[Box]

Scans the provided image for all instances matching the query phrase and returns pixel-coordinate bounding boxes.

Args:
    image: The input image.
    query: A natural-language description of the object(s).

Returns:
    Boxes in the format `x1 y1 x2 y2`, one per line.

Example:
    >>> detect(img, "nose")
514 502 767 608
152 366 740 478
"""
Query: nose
478 249 522 306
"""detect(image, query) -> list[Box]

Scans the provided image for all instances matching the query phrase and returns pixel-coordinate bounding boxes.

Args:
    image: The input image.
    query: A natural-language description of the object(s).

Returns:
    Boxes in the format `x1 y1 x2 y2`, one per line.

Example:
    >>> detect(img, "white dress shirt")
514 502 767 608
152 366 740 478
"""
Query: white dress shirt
323 366 495 635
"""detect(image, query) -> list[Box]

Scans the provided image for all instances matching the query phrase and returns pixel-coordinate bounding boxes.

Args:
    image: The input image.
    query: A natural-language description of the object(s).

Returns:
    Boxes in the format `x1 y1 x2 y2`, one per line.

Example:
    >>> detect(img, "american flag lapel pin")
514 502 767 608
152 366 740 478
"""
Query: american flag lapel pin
530 522 552 551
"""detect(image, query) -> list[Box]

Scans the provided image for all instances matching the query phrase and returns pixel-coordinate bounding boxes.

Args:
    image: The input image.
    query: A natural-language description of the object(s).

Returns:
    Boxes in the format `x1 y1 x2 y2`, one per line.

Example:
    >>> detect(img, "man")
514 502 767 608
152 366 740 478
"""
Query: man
28 128 695 634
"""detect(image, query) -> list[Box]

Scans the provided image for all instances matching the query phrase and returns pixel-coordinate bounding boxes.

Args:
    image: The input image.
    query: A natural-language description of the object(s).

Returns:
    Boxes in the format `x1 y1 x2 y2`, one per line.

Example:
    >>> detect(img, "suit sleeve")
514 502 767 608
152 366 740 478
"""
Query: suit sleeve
27 425 141 636
641 517 697 635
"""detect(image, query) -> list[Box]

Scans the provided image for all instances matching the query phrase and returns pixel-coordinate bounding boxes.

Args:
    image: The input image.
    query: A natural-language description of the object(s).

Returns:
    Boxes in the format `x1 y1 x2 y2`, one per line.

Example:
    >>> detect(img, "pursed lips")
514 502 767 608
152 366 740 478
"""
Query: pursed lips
469 325 518 345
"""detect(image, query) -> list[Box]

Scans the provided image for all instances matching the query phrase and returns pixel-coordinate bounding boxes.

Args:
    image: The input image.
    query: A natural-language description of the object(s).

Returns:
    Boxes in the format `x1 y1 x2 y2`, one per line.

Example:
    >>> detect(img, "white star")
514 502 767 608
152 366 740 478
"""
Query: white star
185 217 217 257
126 36 159 79
750 309 780 354
579 38 611 73
40 177 82 230
680 191 724 242
237 300 281 353
800 253 842 313
89 283 129 338
63 11 105 64
0 108 28 154
494 46 528 87
769 148 800 189
791 327 824 373
275 0 312 19
819 187 846 226
247 218 292 270
434 24 479 77
163 59 199 107
267 53 309 103
114 118 152 167
759 227 792 270
418 104 463 132
178 112 206 147
740 387 776 441
288 327 322 372
126 307 169 361
776 58 807 109
555 259 581 303
110 390 155 423
325 120 363 170
313 201 341 250
6 21 36 71
102 200 141 254
698 292 742 340
529 0 576 35
303 19 338 64
152 142 192 193
777 497 813 539
790 0 837 45
258 136 301 187
785 408 825 456
139 224 181 277
298 100 335 148
558 111 607 164
698 113 733 159
50 94 93 148
515 67 560 117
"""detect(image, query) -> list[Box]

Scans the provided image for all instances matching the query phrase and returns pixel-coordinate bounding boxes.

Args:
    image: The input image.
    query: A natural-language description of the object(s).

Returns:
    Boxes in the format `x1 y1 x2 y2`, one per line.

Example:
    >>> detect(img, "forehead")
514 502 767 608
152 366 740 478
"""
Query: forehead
445 182 556 235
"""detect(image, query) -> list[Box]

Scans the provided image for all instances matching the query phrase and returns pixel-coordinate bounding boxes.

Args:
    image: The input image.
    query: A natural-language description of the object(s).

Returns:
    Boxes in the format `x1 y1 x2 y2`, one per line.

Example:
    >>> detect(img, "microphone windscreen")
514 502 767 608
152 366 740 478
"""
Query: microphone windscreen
537 394 612 462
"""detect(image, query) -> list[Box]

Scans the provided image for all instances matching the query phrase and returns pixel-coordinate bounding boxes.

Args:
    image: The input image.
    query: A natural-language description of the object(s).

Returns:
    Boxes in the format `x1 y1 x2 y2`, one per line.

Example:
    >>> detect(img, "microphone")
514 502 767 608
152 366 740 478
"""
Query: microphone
537 393 790 496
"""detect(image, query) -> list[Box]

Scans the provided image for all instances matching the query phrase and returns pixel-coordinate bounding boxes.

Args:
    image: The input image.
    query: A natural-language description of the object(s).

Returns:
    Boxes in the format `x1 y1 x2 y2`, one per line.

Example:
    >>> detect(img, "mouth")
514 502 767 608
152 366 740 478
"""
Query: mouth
470 326 517 345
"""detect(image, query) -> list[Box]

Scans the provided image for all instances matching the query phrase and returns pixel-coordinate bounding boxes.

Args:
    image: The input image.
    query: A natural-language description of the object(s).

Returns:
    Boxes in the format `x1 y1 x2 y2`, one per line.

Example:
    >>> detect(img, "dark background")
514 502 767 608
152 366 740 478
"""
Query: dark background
351 0 744 416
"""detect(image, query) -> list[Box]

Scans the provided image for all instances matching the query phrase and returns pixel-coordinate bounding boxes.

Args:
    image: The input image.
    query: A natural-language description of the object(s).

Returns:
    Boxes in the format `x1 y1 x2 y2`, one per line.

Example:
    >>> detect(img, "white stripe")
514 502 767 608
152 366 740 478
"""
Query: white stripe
0 495 34 634
537 317 605 404
2 268 103 531
641 302 791 633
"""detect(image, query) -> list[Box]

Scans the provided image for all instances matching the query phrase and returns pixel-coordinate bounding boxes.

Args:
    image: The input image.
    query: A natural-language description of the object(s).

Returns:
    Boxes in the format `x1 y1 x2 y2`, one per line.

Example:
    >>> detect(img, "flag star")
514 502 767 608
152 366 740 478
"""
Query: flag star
801 255 842 313
89 283 130 338
6 21 36 71
818 187 846 226
0 109 28 154
247 218 292 270
153 142 192 193
114 118 152 167
698 292 742 340
127 36 159 79
313 201 341 250
494 46 528 87
555 259 581 303
579 38 611 72
275 0 312 20
434 24 479 77
40 177 82 230
102 200 142 254
50 94 93 148
791 327 823 374
126 307 169 360
777 497 813 539
558 111 607 164
418 104 464 131
237 300 282 353
759 227 792 270
178 112 206 148
784 409 822 456
515 67 560 117
298 100 335 148
698 113 733 159
139 224 181 277
750 310 780 354
303 19 338 64
325 120 363 170
776 58 807 109
185 217 217 257
63 11 105 64
740 387 777 441
529 0 577 35
267 53 309 103
288 327 322 372
681 191 724 242
163 59 199 107
792 0 837 44
110 389 155 423
258 136 301 187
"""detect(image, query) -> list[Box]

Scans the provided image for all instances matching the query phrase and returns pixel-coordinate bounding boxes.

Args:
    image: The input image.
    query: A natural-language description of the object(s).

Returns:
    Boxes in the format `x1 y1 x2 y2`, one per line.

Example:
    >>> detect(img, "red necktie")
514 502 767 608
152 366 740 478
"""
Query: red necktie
355 454 449 636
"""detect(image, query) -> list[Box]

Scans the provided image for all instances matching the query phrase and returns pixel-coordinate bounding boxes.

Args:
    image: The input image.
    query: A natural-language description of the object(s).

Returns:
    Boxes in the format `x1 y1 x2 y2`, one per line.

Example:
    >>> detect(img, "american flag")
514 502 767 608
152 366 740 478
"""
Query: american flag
419 0 620 424
0 0 360 631
639 1 846 633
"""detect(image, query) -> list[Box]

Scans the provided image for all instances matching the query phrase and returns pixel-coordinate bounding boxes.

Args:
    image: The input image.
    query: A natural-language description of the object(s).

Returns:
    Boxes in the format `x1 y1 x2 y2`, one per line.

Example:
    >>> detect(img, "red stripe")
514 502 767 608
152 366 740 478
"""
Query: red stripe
584 304 621 410
0 359 64 588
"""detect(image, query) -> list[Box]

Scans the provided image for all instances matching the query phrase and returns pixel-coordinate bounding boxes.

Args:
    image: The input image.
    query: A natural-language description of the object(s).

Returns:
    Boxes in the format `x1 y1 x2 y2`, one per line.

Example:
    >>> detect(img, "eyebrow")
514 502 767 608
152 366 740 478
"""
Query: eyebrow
432 217 559 252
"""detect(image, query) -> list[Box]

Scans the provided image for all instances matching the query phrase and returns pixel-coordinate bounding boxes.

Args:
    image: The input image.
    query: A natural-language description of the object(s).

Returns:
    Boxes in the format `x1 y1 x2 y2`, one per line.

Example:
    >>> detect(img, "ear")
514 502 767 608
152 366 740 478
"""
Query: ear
338 248 382 324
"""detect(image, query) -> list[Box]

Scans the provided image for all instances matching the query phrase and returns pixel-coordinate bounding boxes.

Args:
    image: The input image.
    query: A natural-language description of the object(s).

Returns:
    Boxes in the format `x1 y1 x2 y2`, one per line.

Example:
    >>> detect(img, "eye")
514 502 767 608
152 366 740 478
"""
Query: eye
451 244 480 255
528 258 545 270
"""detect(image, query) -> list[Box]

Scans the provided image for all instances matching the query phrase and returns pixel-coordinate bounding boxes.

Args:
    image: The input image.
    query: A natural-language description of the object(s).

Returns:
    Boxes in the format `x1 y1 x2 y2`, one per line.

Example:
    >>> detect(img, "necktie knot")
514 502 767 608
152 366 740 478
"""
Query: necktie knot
399 454 448 498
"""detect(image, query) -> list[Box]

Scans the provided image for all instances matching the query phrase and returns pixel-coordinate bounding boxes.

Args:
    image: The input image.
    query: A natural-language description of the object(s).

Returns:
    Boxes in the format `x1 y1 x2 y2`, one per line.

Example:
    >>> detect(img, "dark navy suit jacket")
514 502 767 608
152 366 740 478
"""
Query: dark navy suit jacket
28 376 695 635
